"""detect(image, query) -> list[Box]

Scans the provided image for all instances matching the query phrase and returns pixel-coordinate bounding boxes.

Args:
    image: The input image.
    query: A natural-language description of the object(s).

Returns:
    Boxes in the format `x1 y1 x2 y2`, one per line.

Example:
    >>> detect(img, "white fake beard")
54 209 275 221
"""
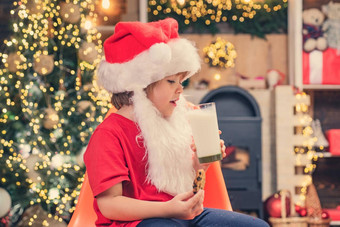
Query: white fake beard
132 88 195 196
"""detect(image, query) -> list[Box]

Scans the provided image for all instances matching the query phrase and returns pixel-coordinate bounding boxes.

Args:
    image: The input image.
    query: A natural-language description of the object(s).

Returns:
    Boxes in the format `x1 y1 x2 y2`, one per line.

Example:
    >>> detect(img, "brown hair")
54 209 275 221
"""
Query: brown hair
111 92 133 109
111 81 159 109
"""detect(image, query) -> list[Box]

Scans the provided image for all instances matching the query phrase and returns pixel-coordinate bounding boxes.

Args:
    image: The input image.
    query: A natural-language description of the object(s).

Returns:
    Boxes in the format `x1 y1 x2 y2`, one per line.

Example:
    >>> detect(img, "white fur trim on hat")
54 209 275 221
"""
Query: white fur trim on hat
149 43 172 65
97 38 201 93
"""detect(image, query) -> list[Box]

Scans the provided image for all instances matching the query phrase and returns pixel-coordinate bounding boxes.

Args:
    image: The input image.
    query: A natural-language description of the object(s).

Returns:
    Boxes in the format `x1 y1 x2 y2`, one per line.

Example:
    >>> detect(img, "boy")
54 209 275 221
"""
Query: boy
84 18 269 227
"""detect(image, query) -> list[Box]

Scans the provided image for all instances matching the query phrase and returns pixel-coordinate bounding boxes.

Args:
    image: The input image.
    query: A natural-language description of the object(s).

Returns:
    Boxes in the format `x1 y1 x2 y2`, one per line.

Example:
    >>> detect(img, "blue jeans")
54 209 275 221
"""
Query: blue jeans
137 208 269 227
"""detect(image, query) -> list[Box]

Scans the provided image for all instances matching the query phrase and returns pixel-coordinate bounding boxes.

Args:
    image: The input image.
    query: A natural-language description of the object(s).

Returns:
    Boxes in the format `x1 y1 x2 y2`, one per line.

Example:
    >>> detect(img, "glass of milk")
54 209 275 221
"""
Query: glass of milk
187 102 222 163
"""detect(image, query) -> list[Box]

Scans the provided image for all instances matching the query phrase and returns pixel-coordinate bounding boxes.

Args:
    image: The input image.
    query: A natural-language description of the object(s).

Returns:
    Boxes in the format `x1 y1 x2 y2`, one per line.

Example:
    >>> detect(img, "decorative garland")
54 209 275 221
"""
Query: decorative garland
148 0 288 38
203 37 237 68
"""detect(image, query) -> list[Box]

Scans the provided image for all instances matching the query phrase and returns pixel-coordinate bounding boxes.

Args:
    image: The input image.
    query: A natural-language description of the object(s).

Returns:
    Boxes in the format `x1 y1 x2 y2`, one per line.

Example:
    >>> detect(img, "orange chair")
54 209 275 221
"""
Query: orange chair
68 172 96 227
68 108 232 227
68 108 117 227
204 161 232 211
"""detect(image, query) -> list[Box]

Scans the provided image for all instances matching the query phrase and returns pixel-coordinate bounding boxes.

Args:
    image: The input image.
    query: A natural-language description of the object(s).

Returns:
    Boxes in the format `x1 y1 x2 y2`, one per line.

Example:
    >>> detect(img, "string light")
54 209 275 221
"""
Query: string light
84 19 93 30
0 0 111 225
294 92 317 204
177 0 186 5
149 0 288 25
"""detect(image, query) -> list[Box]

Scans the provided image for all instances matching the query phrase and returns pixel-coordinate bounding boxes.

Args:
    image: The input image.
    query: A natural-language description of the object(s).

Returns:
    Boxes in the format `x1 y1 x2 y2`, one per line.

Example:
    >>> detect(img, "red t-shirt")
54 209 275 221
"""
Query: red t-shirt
84 113 173 227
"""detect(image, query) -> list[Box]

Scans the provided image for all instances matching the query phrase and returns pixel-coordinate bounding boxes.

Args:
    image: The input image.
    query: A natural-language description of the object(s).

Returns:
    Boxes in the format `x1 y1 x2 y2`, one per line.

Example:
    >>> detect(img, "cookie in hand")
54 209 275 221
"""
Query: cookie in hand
193 169 206 194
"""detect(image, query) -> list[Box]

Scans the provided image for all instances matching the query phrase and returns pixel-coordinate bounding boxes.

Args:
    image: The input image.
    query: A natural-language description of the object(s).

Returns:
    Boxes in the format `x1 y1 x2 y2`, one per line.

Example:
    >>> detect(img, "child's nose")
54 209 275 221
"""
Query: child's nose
176 84 184 93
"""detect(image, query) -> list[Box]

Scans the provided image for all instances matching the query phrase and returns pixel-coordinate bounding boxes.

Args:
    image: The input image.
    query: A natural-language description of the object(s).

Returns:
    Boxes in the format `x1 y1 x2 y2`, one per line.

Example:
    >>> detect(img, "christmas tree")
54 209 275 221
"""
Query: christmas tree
0 0 110 225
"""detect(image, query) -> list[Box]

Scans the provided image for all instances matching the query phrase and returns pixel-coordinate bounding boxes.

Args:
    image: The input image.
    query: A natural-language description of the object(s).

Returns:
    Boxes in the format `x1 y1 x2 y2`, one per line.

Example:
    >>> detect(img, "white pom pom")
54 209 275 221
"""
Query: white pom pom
149 43 171 65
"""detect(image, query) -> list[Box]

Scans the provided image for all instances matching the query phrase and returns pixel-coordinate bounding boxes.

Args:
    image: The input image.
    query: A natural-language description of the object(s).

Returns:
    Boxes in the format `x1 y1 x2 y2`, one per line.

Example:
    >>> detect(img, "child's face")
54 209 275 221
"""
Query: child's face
147 72 186 118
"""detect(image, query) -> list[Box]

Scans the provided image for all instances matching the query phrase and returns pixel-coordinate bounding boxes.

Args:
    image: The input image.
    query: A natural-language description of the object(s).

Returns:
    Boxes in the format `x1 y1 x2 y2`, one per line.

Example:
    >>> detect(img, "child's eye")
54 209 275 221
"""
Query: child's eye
167 80 175 84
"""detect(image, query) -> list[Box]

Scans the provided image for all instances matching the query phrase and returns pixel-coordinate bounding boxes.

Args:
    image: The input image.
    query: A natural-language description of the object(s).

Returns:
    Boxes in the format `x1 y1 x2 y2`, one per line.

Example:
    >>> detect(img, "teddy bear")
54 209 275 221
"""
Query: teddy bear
322 1 340 52
302 8 328 52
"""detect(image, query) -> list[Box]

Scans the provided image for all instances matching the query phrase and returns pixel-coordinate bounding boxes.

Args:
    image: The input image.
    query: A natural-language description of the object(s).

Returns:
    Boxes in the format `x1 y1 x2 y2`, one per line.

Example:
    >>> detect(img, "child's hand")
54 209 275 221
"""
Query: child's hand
191 149 210 172
191 130 226 171
166 190 204 220
219 130 227 159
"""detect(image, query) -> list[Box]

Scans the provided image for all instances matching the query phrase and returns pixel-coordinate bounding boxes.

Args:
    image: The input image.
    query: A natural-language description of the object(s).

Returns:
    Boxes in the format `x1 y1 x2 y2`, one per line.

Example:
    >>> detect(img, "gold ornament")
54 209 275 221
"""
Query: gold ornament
6 52 24 73
43 108 59 129
17 204 67 227
203 37 237 69
25 154 43 183
33 54 54 76
83 83 94 92
83 83 99 98
78 42 98 63
77 100 95 118
60 2 81 24
25 0 44 15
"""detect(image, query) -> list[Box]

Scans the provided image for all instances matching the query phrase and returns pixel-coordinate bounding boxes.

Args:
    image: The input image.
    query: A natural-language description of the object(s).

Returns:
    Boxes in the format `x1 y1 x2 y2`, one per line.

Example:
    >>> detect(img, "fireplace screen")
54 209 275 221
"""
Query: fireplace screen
222 146 250 171
201 85 263 218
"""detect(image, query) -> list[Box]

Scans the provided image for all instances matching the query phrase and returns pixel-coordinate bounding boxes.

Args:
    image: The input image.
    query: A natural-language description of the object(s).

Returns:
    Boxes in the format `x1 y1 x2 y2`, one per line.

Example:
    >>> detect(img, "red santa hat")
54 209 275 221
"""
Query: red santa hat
97 18 201 93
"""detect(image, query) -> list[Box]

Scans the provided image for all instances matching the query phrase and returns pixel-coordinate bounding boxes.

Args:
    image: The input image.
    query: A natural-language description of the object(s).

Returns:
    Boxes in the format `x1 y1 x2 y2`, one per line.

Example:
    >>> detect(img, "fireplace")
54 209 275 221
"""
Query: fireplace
312 156 340 209
201 86 263 218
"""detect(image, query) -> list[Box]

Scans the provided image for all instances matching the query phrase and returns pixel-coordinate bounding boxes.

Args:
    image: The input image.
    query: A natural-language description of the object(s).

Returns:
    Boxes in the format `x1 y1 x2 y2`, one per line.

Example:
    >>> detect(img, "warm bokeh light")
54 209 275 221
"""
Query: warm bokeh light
214 73 221 81
102 0 110 9
150 0 288 25
177 0 186 5
294 92 316 204
84 19 93 30
0 0 111 225
203 37 237 69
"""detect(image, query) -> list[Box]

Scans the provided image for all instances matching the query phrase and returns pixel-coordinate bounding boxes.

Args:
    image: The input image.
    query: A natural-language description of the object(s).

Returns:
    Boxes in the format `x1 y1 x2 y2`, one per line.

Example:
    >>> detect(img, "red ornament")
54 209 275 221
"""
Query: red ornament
295 204 307 217
322 210 330 219
264 192 291 218
299 208 307 217
295 204 302 213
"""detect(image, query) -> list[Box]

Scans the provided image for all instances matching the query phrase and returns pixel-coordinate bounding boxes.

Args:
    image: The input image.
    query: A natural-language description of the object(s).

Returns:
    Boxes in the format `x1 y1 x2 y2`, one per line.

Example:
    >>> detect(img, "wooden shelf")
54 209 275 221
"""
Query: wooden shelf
96 26 115 33
315 152 333 158
289 0 340 90
303 85 340 90
330 220 340 226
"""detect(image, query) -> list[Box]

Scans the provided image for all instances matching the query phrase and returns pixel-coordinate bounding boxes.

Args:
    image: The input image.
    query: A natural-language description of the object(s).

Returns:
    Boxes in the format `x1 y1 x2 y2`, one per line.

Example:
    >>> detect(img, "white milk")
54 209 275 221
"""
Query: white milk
187 103 222 163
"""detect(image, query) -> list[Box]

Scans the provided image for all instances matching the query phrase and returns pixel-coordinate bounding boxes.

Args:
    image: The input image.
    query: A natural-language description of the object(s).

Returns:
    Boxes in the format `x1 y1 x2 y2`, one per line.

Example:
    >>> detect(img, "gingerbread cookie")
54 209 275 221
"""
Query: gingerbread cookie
193 169 206 194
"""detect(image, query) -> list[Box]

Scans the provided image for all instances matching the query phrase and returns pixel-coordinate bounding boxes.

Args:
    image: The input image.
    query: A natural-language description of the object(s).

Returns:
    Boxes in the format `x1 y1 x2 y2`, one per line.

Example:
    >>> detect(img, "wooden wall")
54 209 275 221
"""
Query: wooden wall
182 34 288 90
303 0 340 9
